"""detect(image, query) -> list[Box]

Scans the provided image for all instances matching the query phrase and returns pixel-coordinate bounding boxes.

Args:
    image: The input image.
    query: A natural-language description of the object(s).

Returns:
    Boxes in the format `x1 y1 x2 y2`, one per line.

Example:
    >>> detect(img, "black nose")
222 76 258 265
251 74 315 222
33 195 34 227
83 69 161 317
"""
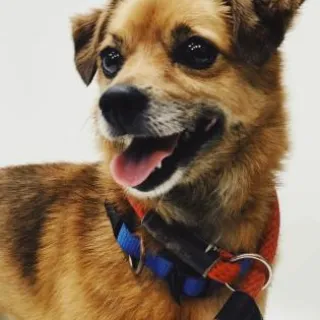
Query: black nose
99 85 149 134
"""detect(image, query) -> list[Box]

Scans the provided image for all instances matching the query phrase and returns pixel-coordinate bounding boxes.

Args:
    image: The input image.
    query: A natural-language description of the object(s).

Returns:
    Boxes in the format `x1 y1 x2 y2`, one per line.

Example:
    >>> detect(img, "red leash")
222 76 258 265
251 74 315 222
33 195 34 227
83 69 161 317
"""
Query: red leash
128 197 280 299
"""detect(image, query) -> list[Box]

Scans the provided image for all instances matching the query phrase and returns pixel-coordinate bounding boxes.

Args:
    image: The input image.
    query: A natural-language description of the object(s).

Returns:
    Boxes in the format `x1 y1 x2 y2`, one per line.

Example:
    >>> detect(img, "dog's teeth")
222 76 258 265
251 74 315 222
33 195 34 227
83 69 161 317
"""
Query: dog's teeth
205 117 218 132
153 163 162 172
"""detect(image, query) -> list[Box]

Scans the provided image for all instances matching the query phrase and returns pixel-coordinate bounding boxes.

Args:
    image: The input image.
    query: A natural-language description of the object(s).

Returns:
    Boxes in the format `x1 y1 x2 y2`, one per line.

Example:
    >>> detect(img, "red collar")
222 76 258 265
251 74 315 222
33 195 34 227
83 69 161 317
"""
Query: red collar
127 196 280 299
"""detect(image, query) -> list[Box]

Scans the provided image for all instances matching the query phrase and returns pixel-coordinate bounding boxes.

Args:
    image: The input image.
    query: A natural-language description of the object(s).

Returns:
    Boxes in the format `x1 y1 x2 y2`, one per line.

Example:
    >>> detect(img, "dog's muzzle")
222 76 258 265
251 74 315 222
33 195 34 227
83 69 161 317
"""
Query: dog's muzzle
99 84 225 195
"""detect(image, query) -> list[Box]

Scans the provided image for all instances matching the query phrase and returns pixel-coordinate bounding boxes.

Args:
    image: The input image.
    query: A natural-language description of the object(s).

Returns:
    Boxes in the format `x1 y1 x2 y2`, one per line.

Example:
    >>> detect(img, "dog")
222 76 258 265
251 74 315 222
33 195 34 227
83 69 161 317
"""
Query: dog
0 0 306 319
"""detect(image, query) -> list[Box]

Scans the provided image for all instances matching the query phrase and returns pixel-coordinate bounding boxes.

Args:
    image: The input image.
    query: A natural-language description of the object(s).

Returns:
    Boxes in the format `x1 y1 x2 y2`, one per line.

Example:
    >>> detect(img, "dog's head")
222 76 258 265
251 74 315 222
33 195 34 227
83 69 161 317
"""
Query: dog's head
72 0 304 199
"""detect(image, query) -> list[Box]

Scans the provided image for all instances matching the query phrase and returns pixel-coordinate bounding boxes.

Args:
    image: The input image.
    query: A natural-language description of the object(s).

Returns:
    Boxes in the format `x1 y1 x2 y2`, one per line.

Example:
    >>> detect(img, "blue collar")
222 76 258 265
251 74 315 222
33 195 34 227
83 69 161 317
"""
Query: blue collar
116 221 251 299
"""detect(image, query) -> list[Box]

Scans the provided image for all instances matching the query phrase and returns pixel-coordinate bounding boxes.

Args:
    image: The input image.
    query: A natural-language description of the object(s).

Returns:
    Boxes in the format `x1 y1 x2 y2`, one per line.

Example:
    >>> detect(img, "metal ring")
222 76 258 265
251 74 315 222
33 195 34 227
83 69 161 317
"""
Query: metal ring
225 253 273 292
128 237 146 276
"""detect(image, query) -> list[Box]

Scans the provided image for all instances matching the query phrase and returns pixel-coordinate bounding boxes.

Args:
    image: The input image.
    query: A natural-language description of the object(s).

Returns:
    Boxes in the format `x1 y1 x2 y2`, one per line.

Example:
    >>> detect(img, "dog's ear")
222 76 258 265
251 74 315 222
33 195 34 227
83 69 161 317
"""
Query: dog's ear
228 0 306 65
71 9 103 86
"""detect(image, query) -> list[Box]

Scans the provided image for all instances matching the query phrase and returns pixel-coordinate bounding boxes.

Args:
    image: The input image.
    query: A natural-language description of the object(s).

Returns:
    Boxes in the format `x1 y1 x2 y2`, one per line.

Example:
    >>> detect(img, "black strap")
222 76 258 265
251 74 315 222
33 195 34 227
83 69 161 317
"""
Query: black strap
215 291 263 320
105 202 123 237
142 211 220 275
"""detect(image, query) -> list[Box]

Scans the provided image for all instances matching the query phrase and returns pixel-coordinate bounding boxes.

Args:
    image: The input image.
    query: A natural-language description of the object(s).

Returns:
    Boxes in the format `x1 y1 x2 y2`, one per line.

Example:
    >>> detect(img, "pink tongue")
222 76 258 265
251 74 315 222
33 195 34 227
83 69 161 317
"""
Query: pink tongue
110 150 173 187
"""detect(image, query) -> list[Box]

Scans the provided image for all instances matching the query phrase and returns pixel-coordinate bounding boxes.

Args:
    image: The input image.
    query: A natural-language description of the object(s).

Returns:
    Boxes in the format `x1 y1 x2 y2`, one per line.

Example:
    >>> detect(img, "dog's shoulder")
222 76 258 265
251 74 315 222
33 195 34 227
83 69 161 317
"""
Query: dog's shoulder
0 162 103 283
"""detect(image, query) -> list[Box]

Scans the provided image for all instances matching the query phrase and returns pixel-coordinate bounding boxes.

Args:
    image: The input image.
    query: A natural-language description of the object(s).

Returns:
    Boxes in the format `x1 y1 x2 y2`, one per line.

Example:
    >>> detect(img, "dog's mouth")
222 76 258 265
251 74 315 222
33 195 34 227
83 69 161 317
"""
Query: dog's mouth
110 113 224 193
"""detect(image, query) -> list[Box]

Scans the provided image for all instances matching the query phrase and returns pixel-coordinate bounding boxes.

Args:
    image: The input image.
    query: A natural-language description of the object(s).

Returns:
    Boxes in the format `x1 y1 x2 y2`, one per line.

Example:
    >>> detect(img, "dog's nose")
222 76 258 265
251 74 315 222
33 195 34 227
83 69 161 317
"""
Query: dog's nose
99 85 148 134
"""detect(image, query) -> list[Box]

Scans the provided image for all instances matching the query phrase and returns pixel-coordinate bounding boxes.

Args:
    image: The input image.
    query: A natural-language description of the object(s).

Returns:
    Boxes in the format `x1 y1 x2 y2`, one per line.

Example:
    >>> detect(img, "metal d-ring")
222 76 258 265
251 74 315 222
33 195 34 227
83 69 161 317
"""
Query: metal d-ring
225 253 273 292
128 236 146 276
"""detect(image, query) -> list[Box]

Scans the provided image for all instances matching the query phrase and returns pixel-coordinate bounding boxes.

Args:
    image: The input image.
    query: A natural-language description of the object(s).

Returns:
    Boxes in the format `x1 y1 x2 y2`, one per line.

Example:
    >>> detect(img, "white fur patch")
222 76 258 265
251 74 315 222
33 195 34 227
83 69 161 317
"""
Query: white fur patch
126 169 185 199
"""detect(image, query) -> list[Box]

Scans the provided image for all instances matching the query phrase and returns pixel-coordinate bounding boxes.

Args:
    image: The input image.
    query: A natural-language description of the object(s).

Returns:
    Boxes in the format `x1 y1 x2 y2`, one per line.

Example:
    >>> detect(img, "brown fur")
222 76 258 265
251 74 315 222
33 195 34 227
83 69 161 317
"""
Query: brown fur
0 0 305 319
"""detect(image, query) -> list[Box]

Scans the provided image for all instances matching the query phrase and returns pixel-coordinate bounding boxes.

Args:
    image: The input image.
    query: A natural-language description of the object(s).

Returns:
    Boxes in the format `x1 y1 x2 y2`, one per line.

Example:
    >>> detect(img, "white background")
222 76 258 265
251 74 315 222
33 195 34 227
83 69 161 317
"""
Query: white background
0 0 319 319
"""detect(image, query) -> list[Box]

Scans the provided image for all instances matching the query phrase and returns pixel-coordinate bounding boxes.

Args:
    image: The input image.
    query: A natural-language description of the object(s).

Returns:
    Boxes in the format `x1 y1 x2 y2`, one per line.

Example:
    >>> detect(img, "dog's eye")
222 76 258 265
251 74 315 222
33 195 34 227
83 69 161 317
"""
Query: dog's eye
173 36 218 70
100 48 124 78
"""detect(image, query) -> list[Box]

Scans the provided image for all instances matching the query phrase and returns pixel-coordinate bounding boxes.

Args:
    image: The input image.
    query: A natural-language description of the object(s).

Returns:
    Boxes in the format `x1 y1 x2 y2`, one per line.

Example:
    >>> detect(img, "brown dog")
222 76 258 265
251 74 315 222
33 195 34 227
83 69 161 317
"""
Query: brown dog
0 0 306 319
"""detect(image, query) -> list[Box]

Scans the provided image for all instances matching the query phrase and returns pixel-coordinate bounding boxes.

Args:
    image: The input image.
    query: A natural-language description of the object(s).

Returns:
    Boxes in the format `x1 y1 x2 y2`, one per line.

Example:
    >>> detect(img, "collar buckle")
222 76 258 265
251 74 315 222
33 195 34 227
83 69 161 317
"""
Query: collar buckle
128 236 146 275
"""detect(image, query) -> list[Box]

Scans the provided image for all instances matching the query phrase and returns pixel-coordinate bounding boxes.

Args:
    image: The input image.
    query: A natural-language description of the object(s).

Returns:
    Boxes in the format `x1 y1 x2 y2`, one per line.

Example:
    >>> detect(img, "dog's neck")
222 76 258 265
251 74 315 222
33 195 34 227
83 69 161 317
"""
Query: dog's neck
160 179 222 239
154 171 276 254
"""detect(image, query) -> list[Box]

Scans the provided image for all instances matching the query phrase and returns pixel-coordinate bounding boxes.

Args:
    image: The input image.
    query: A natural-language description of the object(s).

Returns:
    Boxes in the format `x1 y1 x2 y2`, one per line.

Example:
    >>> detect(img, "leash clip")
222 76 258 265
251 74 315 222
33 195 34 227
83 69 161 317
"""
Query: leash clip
225 253 273 292
128 236 146 276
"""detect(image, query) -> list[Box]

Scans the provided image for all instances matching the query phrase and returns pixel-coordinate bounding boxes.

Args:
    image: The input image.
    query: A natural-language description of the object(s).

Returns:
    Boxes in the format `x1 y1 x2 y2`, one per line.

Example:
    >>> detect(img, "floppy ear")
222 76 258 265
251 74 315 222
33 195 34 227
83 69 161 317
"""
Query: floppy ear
228 0 306 65
71 9 103 86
